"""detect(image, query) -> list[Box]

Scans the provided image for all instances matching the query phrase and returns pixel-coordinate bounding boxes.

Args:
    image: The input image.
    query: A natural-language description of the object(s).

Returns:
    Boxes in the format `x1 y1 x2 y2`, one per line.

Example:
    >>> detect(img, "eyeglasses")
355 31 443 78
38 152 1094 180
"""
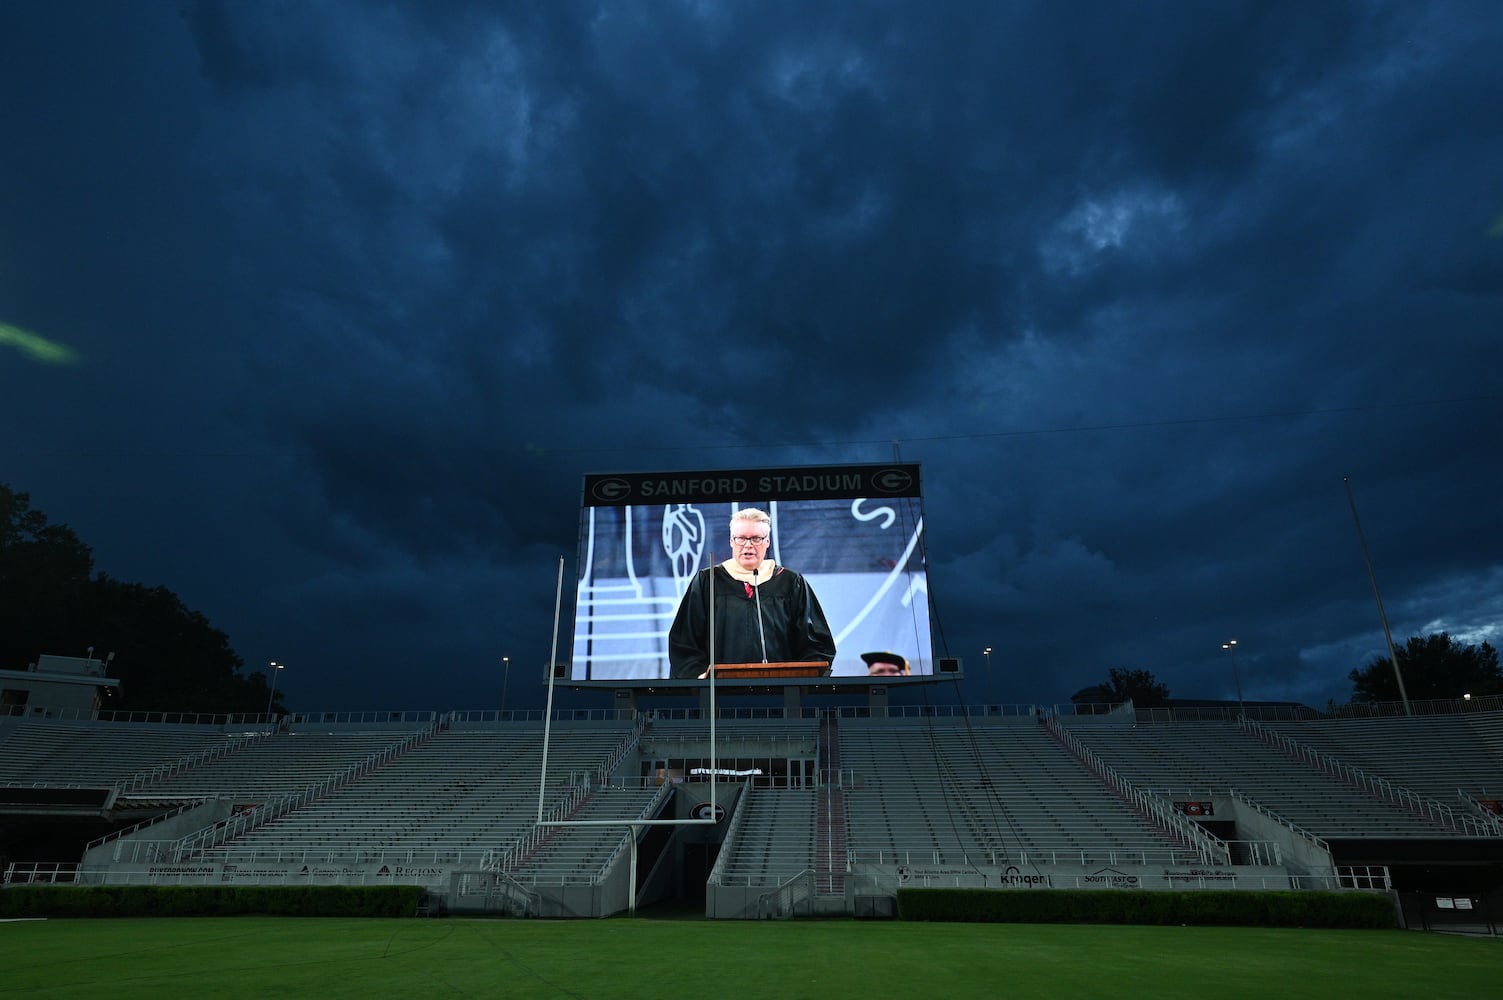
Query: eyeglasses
730 535 769 547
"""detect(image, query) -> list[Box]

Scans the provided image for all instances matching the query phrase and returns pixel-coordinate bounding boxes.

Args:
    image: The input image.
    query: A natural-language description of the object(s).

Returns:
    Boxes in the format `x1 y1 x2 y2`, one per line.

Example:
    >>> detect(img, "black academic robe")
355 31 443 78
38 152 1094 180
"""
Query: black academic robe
667 565 837 679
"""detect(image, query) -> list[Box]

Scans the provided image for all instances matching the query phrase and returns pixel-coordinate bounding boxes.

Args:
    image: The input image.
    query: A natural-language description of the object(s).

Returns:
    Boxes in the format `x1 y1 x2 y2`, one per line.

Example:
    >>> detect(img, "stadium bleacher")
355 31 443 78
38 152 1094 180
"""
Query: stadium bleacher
1259 713 1503 804
838 717 1204 866
1059 717 1492 838
0 720 252 789
2 701 1500 921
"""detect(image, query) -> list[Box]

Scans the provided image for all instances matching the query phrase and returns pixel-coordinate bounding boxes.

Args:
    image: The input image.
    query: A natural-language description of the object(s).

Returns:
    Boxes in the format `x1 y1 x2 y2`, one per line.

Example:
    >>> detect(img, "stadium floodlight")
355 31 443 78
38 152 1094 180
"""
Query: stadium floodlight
983 647 993 706
266 662 284 719
1343 476 1412 716
536 556 723 915
1220 641 1245 717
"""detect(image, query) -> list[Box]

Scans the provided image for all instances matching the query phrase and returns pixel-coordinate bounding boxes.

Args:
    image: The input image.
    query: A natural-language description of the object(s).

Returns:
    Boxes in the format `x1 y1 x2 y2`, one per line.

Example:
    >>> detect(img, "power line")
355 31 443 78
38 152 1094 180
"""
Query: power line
548 392 1500 456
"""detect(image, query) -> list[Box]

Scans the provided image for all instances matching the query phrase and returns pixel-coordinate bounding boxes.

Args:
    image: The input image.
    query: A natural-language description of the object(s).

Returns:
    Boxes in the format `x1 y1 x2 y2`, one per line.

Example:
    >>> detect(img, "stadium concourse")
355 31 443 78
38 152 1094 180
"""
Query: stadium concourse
2 696 1502 930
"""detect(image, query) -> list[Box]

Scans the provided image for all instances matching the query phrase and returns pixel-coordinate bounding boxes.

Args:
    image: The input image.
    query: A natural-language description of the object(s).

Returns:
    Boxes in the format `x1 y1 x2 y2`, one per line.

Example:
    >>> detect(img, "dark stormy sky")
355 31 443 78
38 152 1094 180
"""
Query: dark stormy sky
3 1 1499 713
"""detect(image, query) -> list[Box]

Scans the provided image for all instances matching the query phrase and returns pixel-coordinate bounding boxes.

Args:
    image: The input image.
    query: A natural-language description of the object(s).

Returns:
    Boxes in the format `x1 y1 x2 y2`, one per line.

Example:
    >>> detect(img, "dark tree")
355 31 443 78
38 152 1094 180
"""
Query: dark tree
1071 668 1171 708
0 484 277 713
1349 633 1502 703
0 486 96 664
1070 683 1115 705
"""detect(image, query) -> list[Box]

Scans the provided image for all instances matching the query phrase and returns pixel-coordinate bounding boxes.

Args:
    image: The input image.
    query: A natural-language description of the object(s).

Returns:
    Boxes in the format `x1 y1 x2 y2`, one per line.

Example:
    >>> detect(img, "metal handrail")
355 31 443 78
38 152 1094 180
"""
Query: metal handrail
1045 715 1231 865
1229 788 1330 853
590 782 675 883
113 732 268 795
705 779 757 886
173 724 438 859
484 782 592 873
1458 789 1503 834
1240 716 1498 836
757 869 817 918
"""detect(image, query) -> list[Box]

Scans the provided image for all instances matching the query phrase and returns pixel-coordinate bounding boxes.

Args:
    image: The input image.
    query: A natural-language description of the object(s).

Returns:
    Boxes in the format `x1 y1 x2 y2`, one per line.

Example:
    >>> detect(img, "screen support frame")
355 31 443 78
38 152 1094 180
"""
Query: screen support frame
537 556 721 915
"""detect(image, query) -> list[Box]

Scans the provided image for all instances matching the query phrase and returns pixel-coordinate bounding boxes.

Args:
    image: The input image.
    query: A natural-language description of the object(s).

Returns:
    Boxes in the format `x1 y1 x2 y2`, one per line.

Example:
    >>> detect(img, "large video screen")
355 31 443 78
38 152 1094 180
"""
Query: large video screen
571 464 933 683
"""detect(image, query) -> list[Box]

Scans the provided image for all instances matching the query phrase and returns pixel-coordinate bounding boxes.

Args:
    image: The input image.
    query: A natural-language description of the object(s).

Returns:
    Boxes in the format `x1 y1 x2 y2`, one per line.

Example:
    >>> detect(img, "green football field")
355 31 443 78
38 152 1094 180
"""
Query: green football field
0 917 1495 999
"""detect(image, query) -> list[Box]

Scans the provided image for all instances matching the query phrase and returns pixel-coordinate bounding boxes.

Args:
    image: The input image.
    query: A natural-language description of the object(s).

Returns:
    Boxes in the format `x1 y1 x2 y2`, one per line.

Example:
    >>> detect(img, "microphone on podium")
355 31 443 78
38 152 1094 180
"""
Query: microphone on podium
750 561 769 662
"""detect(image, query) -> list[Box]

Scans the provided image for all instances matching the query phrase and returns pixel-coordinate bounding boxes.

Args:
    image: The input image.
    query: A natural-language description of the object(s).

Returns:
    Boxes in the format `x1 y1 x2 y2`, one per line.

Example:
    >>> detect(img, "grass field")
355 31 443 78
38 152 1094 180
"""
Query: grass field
0 917 1495 999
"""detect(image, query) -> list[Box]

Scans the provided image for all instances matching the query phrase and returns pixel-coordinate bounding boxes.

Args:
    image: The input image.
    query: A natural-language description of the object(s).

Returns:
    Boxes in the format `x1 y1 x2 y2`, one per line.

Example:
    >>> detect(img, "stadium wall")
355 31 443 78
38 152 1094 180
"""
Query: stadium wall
1227 796 1334 873
850 860 1296 893
81 799 236 866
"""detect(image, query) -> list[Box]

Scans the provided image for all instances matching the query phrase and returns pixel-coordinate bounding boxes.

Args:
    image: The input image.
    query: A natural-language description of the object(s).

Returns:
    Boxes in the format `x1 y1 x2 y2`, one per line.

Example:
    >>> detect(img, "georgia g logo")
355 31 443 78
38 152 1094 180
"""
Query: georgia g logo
591 477 633 503
690 802 726 822
871 468 913 494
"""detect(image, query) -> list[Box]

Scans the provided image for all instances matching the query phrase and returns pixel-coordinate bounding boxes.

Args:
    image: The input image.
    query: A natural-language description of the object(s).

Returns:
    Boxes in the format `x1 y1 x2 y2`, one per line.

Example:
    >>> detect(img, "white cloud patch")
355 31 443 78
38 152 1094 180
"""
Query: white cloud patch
1295 565 1503 698
1040 187 1188 276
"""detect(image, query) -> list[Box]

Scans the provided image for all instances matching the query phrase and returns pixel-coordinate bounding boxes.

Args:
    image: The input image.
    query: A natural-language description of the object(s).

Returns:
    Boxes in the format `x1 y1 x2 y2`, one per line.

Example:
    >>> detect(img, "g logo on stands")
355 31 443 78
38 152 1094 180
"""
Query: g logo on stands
690 802 726 822
591 478 632 503
872 468 913 494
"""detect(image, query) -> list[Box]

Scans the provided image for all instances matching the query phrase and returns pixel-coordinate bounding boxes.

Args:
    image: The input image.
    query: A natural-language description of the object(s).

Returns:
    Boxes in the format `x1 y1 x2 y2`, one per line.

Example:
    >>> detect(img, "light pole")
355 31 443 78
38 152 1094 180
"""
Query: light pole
983 647 994 708
1220 641 1245 718
266 661 284 718
501 656 511 716
1344 476 1412 716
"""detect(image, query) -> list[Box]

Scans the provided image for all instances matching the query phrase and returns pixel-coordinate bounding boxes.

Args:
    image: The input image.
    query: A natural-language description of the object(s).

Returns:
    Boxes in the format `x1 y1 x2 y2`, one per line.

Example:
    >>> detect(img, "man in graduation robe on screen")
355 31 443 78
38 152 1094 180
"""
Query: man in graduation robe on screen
667 507 836 679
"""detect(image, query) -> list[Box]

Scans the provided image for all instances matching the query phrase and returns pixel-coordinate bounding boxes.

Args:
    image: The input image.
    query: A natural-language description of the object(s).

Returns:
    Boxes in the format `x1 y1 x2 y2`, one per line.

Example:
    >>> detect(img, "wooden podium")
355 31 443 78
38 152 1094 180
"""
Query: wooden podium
709 660 830 679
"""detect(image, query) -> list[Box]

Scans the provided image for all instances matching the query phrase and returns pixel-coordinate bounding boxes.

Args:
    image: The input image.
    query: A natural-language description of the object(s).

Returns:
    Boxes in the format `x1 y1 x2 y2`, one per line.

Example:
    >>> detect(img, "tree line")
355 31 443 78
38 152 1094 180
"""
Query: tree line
1 485 278 714
1072 637 1501 709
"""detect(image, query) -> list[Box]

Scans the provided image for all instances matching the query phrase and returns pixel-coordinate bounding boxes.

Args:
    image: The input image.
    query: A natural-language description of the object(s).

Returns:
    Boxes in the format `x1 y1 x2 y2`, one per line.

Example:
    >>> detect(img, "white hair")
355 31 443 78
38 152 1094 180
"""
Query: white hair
730 507 771 532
